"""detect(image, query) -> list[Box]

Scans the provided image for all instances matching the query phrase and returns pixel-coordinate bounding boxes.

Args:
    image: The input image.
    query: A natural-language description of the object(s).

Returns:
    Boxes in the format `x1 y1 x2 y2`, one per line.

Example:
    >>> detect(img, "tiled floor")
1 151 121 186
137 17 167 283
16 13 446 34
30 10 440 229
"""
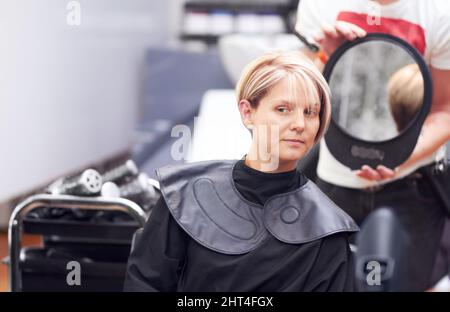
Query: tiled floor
0 231 42 292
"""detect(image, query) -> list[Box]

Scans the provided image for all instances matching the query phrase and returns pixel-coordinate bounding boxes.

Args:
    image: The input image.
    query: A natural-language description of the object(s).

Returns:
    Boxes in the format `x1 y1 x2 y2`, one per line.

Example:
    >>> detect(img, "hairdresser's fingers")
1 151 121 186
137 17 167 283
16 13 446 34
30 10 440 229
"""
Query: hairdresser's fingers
346 21 367 38
318 23 344 55
356 165 383 180
339 21 367 37
376 165 396 180
321 23 339 39
313 33 324 44
335 22 357 41
355 26 367 38
335 21 367 41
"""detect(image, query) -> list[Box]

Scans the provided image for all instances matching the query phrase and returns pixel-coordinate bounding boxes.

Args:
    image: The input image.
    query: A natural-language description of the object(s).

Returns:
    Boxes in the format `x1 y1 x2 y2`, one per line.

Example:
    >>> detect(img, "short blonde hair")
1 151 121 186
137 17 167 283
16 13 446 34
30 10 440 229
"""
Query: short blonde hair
388 64 423 132
235 50 331 143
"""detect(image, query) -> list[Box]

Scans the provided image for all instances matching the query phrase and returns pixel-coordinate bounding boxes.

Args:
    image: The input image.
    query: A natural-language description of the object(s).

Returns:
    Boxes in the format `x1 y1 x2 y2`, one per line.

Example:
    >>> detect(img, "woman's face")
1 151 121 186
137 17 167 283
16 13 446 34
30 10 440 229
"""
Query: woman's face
241 77 321 172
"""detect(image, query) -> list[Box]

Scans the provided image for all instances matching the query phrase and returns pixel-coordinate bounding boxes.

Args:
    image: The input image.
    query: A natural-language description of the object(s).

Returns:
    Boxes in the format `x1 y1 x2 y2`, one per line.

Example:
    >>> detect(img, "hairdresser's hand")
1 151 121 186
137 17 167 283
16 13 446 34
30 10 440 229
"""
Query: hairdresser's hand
356 152 419 181
355 126 434 182
356 165 397 181
314 21 367 56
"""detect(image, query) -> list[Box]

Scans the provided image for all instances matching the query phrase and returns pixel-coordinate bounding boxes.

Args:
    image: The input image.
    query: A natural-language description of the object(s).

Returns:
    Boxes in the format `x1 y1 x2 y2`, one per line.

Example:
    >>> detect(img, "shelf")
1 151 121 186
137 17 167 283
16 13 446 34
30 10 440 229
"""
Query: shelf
184 0 295 13
180 33 220 44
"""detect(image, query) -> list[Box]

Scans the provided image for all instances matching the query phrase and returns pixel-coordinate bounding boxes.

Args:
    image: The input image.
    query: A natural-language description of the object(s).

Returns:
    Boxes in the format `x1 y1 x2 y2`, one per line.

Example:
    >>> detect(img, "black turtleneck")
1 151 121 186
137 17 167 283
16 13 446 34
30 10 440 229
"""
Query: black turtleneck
232 159 307 206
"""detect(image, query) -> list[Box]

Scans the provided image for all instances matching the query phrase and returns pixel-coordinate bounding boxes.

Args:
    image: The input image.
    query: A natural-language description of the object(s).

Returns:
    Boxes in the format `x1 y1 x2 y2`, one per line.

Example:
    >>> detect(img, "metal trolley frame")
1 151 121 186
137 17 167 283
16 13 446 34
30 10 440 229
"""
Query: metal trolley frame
8 194 147 292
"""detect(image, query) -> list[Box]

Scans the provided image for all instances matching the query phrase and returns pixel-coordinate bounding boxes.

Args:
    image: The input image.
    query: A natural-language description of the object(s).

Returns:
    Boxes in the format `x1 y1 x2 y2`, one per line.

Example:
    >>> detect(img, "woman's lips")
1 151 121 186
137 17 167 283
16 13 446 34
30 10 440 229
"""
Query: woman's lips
282 139 305 148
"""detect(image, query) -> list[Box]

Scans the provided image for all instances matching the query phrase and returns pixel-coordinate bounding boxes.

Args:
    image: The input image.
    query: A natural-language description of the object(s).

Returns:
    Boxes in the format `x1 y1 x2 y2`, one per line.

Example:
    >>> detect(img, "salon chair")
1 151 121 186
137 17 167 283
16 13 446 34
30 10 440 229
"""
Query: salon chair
355 207 409 291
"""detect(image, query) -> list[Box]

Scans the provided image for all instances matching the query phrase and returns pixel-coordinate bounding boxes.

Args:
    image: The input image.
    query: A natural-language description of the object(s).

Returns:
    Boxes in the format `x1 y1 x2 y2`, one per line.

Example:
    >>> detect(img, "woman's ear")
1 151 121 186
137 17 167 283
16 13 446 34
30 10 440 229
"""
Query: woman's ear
238 99 254 130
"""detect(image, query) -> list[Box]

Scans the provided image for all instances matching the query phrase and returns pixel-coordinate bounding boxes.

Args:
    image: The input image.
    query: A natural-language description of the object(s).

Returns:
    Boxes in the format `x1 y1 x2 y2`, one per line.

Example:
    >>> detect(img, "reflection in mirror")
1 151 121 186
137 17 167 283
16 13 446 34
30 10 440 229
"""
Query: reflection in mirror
329 41 424 142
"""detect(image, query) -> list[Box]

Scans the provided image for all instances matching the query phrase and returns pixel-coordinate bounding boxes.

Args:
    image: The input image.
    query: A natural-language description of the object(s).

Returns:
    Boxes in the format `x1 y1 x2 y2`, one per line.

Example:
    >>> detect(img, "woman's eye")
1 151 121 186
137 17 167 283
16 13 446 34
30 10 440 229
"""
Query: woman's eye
304 108 318 117
277 107 288 113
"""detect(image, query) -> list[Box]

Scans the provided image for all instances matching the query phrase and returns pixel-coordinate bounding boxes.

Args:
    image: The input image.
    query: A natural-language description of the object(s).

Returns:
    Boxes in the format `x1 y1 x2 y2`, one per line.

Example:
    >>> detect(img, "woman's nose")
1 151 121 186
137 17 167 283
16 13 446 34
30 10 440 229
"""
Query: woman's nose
291 110 305 132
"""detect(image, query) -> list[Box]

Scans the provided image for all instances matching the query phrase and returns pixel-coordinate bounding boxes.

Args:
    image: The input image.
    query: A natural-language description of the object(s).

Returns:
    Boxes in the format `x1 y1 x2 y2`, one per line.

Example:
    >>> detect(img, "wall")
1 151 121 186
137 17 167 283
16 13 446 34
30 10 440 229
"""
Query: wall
0 0 178 226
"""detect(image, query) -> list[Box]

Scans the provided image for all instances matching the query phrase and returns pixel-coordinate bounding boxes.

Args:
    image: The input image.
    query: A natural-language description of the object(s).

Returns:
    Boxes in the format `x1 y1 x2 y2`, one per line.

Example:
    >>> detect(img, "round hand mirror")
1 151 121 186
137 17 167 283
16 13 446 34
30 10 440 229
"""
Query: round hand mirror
322 33 432 170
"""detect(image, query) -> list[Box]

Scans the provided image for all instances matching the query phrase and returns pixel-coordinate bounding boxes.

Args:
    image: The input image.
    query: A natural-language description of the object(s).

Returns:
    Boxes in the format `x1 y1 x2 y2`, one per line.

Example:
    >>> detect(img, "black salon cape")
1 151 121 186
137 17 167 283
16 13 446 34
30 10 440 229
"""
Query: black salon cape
124 160 355 291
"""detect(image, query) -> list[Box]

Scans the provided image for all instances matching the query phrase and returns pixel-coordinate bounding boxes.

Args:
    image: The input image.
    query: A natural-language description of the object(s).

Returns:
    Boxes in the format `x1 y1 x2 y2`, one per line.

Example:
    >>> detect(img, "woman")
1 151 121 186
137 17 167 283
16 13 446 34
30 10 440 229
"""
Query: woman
124 51 358 292
387 63 423 133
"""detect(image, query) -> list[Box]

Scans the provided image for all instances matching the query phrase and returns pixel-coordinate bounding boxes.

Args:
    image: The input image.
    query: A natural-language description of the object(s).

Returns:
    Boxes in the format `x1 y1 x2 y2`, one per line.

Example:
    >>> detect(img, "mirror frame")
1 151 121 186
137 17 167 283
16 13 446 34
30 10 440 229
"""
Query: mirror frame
322 33 432 170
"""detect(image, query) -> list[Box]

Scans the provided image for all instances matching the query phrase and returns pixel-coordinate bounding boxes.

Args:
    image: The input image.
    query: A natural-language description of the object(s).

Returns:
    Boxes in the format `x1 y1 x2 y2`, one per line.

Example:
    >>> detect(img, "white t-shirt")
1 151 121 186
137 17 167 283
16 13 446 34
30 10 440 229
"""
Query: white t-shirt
296 0 450 188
